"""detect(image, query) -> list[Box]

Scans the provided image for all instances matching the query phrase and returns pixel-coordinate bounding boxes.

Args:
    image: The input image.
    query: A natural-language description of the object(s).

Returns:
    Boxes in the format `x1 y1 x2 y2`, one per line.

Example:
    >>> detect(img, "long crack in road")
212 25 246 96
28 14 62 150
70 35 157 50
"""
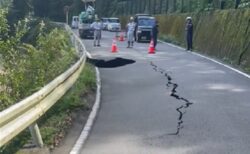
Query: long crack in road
150 62 194 135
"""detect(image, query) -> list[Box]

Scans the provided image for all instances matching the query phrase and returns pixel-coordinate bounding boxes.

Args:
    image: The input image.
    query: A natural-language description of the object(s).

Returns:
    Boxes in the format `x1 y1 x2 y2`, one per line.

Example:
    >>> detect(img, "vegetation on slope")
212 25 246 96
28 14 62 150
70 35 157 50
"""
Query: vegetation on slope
156 9 250 72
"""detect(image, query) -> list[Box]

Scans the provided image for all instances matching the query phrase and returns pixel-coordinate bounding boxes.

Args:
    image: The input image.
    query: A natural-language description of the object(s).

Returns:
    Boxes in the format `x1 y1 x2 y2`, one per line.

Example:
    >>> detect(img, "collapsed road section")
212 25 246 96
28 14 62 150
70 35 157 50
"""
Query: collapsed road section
150 62 194 135
87 57 136 68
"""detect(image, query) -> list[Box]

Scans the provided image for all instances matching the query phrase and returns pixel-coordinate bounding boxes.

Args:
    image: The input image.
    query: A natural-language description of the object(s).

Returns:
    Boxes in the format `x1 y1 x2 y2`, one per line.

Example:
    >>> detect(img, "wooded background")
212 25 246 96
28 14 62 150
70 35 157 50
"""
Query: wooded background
1 0 249 22
96 0 250 17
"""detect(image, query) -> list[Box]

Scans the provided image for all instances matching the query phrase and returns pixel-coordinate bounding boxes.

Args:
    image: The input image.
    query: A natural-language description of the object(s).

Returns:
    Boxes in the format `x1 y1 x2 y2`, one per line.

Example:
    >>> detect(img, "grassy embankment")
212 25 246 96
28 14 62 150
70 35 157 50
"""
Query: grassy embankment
156 9 250 73
120 9 250 73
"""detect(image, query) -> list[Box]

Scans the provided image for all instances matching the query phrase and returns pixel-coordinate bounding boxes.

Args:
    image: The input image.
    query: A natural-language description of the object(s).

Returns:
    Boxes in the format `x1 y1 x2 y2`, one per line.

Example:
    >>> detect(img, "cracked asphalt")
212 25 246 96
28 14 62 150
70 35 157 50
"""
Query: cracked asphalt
150 62 193 135
79 31 250 154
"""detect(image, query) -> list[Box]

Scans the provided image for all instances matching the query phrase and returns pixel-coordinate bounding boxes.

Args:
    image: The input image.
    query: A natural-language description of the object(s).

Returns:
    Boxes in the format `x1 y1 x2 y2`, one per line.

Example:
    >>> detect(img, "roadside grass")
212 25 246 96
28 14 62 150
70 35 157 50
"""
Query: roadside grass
39 63 96 149
0 63 96 154
159 34 182 46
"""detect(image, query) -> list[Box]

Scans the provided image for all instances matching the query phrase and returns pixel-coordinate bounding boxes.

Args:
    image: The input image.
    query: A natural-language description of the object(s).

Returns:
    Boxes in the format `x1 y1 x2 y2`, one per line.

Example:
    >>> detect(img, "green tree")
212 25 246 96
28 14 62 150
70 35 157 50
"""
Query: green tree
33 0 73 22
7 0 32 25
0 0 12 8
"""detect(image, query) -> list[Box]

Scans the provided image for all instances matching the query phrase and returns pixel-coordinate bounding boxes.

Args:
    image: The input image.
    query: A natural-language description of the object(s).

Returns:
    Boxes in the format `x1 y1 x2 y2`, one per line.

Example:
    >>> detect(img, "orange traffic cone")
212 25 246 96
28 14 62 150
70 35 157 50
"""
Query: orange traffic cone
148 39 155 54
119 32 125 41
111 39 118 53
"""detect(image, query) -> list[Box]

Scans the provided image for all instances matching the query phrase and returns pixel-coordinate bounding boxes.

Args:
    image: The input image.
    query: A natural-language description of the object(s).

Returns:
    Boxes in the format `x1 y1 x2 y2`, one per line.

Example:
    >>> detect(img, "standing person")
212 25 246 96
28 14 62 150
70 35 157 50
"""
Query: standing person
185 17 193 51
91 18 102 47
126 17 136 48
152 20 159 49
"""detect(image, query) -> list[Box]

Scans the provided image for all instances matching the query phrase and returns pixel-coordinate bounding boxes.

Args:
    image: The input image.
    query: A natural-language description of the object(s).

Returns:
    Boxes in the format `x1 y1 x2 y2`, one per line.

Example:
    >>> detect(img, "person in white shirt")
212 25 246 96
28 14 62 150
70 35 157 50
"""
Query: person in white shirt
91 18 102 47
126 17 136 48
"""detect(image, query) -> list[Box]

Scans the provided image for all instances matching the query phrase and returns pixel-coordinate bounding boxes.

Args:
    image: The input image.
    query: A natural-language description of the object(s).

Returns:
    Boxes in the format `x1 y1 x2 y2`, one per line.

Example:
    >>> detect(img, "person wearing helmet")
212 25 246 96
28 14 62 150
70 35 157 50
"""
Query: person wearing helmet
91 17 102 47
185 17 193 51
126 17 136 48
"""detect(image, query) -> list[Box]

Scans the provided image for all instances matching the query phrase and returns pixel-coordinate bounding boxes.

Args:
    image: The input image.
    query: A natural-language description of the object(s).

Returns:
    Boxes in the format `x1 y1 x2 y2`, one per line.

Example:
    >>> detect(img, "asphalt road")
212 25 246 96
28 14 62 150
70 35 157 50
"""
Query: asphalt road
80 31 250 154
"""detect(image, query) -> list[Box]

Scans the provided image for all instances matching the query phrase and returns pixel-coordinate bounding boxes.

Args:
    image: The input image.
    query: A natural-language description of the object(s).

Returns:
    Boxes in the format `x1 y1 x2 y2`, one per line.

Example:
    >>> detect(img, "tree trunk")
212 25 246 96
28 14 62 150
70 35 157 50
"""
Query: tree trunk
149 0 151 14
143 0 146 13
160 0 163 14
172 0 176 12
235 0 241 9
166 0 169 13
220 0 225 9
181 0 184 12
153 0 156 14
188 0 191 12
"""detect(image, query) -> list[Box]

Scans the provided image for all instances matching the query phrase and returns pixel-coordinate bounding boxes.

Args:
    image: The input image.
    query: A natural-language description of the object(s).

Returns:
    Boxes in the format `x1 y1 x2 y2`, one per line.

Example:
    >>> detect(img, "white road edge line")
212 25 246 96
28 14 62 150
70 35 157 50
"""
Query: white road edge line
158 40 250 79
70 42 101 153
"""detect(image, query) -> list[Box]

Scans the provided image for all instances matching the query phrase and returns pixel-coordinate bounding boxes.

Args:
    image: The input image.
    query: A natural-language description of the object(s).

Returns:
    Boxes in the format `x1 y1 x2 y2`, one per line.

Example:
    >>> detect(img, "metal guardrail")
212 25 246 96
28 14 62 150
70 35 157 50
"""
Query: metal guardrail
0 24 87 147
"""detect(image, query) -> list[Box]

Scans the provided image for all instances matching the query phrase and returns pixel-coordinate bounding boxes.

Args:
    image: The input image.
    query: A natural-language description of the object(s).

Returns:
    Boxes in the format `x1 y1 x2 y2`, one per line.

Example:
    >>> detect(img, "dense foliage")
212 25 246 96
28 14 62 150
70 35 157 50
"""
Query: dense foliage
3 0 250 22
0 64 96 153
0 0 11 9
96 0 250 17
0 1 94 152
5 0 85 23
0 9 78 111
39 63 96 148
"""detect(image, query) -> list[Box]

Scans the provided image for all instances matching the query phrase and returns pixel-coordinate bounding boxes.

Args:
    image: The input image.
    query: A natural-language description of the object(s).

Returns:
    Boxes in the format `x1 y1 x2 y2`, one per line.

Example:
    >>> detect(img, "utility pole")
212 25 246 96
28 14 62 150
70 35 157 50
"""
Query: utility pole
64 5 70 24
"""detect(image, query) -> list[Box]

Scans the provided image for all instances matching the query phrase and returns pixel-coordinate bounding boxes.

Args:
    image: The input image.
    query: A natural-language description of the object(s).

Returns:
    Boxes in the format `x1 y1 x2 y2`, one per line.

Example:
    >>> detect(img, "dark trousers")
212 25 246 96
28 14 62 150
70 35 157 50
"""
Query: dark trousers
153 36 157 48
187 35 192 50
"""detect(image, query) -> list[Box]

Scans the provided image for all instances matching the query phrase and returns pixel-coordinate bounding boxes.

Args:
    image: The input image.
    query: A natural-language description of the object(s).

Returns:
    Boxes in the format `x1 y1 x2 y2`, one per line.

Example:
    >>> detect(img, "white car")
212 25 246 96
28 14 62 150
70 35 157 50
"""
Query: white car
71 16 79 29
107 18 121 32
101 18 109 30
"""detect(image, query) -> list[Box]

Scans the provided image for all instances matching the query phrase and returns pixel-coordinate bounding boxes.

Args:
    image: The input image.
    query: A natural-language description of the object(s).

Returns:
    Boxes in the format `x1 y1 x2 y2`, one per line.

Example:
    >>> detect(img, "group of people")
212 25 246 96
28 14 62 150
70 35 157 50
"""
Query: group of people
123 16 193 51
90 16 193 51
126 16 159 49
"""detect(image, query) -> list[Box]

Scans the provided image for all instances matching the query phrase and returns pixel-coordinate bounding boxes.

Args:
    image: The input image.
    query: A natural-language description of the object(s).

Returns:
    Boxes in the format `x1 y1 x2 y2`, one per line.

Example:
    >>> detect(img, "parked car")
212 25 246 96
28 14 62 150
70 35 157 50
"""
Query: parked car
101 17 109 30
107 17 121 32
134 14 155 42
71 16 79 29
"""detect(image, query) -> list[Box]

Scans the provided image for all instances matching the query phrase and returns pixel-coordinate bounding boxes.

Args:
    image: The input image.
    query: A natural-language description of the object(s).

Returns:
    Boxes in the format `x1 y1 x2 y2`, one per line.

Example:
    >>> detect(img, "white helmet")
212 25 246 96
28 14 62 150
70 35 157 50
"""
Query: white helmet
186 16 192 20
130 17 134 21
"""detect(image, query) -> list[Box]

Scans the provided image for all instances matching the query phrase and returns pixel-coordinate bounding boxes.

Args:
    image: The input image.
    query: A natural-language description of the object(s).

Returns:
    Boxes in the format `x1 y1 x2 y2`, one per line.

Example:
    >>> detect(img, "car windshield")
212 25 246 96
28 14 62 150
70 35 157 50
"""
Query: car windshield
108 18 120 23
138 18 155 27
102 18 109 22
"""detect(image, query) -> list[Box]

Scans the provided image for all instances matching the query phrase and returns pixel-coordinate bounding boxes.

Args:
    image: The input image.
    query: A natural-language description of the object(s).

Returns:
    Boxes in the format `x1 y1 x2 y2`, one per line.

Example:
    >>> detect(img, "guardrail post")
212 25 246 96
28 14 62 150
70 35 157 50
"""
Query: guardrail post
29 123 44 148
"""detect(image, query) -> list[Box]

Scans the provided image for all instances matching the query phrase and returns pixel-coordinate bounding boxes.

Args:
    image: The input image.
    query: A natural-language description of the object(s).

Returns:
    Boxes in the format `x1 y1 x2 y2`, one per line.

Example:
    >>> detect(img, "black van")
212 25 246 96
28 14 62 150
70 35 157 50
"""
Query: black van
134 14 155 42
